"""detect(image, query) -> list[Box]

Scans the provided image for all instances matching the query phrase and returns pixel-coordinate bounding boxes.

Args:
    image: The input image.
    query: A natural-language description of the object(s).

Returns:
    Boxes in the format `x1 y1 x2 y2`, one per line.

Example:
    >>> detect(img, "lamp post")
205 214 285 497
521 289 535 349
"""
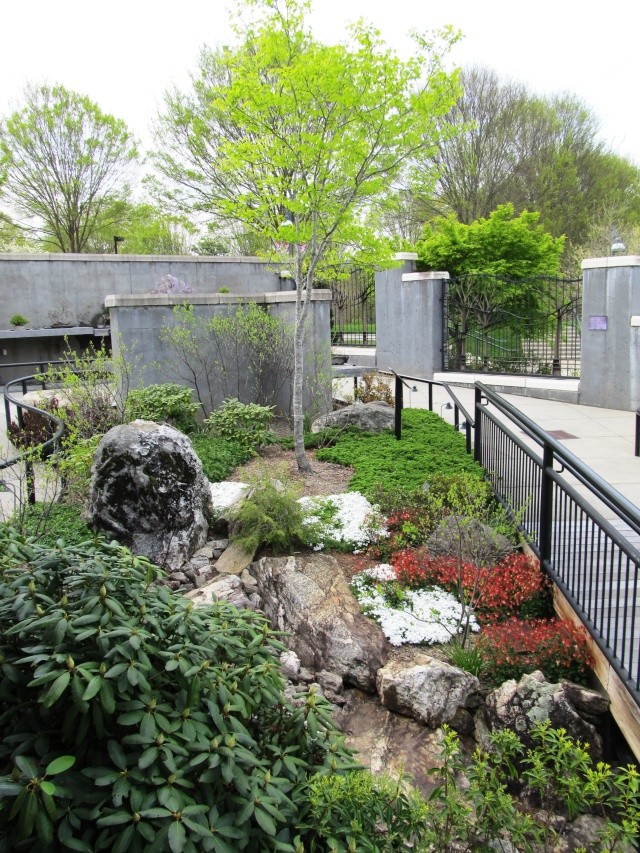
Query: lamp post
113 236 125 254
611 234 626 256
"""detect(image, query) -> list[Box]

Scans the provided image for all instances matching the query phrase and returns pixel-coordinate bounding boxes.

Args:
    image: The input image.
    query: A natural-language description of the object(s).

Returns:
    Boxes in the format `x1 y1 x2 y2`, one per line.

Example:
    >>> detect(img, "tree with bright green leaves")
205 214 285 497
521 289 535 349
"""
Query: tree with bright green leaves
417 204 565 370
0 83 138 253
417 204 564 279
153 0 461 471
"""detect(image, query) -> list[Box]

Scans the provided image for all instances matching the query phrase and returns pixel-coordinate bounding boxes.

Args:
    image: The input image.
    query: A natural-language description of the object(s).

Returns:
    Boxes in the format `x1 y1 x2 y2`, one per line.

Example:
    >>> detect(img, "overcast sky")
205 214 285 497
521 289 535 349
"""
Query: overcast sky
1 0 638 165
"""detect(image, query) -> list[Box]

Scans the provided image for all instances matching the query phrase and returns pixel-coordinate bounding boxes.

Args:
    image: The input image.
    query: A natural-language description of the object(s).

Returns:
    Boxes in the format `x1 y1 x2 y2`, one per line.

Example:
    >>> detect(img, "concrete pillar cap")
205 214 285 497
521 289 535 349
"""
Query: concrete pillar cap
402 271 450 282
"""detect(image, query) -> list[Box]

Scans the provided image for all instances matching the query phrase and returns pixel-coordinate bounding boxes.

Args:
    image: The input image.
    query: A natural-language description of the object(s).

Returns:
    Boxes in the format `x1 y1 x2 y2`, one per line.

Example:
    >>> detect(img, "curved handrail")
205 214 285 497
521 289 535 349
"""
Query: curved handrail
2 374 66 475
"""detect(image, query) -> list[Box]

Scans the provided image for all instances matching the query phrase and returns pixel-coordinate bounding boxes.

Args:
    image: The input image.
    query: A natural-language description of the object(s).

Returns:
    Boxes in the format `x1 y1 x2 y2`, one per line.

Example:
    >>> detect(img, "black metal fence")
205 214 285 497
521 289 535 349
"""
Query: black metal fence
474 382 640 706
392 371 640 710
325 269 375 346
444 274 582 376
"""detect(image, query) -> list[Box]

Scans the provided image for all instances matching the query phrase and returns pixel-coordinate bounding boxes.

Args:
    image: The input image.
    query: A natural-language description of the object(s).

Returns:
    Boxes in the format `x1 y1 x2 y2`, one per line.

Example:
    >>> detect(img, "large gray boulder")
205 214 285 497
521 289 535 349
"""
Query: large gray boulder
88 420 211 570
482 670 608 759
250 553 389 691
311 401 394 433
376 654 481 728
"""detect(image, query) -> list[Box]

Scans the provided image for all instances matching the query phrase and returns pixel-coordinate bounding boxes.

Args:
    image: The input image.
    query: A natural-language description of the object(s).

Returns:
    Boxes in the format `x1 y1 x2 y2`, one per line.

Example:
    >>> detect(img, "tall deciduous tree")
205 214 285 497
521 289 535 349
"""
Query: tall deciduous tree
408 67 640 253
0 83 138 252
153 0 461 471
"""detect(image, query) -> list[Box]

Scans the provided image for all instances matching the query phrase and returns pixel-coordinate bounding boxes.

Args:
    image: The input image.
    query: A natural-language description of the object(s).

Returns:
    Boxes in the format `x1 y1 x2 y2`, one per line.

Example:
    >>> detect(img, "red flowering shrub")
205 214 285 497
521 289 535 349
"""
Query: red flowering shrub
391 549 551 623
477 618 592 685
473 554 551 623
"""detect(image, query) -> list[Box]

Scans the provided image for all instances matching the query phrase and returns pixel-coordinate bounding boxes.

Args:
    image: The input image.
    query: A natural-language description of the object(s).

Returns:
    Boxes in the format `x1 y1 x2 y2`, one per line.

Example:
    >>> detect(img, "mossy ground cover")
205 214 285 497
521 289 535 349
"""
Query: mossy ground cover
316 409 484 498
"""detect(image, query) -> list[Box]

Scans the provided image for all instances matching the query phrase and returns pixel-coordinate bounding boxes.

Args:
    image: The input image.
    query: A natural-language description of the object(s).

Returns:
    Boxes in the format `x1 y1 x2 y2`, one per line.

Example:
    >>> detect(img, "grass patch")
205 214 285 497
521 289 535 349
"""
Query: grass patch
316 409 484 498
190 432 254 482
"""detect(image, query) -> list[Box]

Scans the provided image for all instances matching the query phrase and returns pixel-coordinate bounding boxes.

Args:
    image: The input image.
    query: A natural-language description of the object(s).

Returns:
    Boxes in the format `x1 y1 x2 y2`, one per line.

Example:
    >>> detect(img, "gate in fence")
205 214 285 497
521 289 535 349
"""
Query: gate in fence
443 274 582 376
326 269 375 347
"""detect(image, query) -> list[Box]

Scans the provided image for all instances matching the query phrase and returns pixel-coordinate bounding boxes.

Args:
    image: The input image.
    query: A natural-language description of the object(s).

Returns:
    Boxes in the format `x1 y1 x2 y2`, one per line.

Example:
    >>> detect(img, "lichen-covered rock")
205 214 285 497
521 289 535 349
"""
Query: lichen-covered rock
376 654 480 728
483 670 607 758
426 515 513 565
88 420 211 570
311 401 394 433
250 553 389 691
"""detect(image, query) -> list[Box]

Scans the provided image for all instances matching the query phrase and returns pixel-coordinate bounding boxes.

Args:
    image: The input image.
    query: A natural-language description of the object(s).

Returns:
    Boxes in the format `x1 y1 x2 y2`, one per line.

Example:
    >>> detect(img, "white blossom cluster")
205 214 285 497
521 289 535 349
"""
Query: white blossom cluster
299 491 384 550
351 565 479 647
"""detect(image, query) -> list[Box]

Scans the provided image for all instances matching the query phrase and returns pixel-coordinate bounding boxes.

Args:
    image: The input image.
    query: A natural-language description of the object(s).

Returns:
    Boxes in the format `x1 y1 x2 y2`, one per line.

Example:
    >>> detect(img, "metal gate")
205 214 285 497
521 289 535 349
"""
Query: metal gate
326 269 375 347
443 274 582 376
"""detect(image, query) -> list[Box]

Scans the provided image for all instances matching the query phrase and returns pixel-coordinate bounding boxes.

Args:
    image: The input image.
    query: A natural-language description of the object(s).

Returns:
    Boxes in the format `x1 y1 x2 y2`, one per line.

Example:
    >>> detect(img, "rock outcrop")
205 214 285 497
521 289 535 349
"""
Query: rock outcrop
250 553 389 691
482 670 608 759
88 420 211 570
376 654 481 728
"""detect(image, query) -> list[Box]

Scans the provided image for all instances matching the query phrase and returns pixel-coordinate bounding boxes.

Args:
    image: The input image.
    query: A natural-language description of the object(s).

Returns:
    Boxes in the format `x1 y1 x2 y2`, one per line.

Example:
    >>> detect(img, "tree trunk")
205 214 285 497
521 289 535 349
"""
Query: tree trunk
293 278 313 473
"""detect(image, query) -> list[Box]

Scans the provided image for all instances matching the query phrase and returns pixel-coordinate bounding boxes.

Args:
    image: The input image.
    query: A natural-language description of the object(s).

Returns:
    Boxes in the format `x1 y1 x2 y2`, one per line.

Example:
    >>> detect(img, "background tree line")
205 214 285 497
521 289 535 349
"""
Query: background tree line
0 54 639 269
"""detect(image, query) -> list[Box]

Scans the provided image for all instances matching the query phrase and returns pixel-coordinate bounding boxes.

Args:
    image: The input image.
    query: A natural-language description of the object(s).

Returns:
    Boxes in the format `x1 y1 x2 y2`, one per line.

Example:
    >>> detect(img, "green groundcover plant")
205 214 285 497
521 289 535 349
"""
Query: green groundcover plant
316 409 484 498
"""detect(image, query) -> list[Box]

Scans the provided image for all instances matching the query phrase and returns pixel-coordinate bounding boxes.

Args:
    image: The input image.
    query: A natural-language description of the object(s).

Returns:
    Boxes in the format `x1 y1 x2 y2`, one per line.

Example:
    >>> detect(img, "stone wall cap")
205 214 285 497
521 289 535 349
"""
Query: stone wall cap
104 289 332 308
402 271 450 282
0 253 270 264
582 256 640 270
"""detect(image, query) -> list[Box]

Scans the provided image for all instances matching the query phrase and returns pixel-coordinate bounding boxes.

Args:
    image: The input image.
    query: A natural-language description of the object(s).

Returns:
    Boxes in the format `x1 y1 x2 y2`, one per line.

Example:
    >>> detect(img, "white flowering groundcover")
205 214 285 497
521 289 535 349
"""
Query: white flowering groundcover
298 491 385 551
351 564 479 647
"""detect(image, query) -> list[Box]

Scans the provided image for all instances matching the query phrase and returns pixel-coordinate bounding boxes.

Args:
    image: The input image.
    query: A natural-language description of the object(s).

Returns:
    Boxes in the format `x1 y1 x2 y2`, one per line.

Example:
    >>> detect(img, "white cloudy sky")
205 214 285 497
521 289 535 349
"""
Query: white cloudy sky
1 0 638 164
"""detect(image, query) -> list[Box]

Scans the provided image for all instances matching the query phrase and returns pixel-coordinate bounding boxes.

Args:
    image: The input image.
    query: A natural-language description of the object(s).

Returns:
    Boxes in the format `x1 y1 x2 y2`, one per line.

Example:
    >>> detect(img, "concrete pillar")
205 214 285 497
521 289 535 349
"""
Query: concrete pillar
581 256 640 410
375 254 449 377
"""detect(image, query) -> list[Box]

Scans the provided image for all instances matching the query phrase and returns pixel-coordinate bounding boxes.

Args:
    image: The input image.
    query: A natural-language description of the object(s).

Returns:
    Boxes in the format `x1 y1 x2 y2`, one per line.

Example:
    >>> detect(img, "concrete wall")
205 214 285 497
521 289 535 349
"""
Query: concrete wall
0 254 289 330
581 257 640 411
375 254 449 378
107 291 332 418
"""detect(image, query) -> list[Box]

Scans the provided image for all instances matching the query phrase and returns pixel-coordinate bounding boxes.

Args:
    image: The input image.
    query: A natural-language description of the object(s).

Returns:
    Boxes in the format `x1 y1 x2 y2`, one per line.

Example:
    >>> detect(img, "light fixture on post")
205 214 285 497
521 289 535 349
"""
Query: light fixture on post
611 234 626 256
440 401 453 418
113 236 125 254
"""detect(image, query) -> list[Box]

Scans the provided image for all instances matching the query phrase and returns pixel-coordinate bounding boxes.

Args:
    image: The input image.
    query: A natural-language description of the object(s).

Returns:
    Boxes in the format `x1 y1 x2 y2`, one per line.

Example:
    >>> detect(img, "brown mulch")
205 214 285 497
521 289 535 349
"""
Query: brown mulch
227 443 355 498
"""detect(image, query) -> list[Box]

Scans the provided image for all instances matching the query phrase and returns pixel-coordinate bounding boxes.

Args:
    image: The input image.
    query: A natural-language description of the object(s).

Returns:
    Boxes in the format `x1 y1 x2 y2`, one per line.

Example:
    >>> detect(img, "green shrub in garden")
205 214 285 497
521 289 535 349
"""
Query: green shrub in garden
0 524 358 852
230 472 309 555
204 398 275 454
189 433 254 482
125 383 201 434
316 409 485 498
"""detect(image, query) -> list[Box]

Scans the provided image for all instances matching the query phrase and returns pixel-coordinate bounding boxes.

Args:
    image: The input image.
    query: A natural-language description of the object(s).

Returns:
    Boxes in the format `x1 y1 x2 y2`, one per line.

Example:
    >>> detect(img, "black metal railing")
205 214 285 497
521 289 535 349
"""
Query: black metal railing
474 381 640 705
391 371 474 454
2 370 66 505
391 370 640 709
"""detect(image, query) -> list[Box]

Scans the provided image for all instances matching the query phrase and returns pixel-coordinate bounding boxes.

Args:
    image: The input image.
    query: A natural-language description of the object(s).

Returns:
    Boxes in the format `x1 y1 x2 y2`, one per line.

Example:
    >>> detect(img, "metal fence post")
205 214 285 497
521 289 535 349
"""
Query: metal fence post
473 386 483 464
395 375 403 440
538 442 554 567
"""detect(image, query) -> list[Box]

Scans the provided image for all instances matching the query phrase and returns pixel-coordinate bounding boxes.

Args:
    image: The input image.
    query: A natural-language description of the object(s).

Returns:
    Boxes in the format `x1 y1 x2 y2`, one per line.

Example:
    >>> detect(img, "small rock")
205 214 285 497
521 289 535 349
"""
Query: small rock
376 655 480 728
193 545 215 560
299 667 315 683
317 670 344 694
280 651 301 681
215 540 256 575
240 569 258 589
170 571 188 584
